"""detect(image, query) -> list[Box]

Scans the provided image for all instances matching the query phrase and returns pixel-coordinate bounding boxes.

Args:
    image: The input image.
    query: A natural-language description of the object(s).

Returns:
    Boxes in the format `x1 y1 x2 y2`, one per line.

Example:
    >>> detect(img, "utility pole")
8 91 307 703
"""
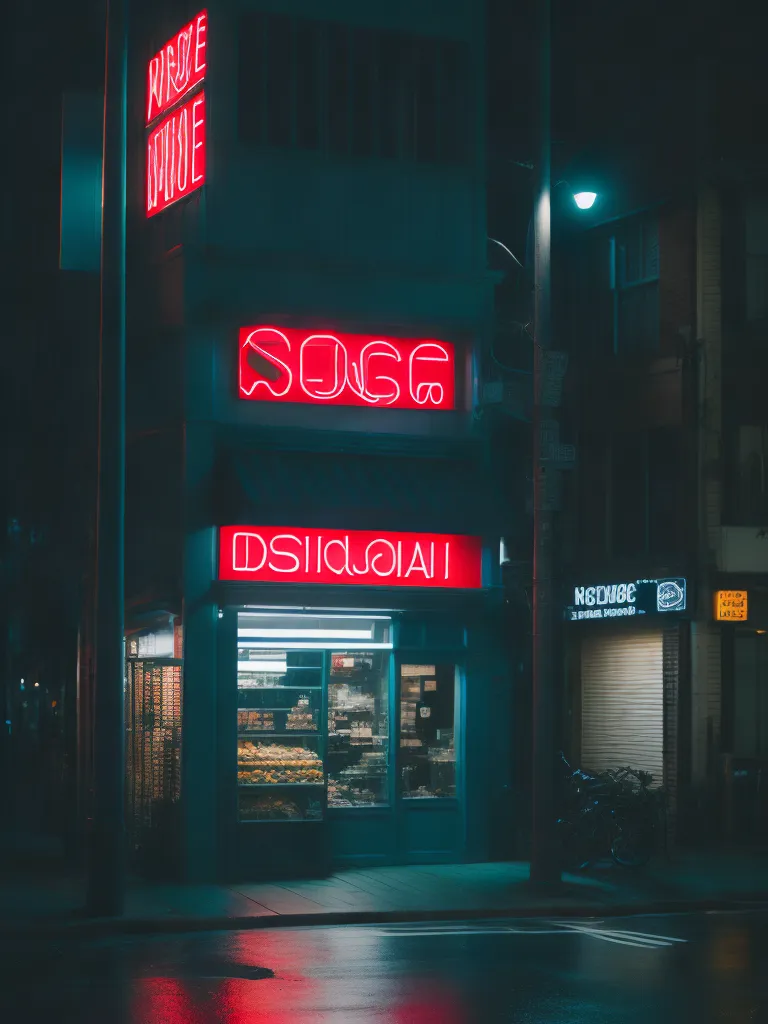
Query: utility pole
86 0 127 916
529 0 561 890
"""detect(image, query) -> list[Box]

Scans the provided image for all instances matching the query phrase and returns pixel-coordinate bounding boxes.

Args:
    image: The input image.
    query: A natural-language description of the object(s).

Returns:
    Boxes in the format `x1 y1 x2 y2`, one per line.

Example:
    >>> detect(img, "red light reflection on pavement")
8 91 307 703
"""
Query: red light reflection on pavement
131 978 207 1024
393 985 467 1024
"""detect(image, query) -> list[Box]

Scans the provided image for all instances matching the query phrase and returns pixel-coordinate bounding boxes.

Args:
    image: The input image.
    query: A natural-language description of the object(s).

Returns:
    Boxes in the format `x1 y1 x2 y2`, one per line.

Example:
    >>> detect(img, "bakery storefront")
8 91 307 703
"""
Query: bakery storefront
214 524 506 878
564 575 688 799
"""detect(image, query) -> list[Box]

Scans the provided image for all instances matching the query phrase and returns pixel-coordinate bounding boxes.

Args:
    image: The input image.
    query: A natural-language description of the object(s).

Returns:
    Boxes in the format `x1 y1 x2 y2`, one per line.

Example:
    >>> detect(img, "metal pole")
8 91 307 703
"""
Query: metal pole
530 0 560 890
86 0 127 917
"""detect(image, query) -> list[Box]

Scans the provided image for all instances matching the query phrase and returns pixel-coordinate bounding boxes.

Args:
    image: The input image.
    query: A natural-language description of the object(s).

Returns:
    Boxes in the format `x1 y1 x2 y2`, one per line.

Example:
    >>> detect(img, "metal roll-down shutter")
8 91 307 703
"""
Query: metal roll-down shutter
581 629 664 786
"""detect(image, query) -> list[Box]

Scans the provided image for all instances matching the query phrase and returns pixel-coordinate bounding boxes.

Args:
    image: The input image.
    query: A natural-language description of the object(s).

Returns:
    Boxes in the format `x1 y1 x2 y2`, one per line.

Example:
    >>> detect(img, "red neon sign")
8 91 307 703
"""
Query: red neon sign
238 327 456 411
219 527 483 589
147 10 208 125
146 92 206 217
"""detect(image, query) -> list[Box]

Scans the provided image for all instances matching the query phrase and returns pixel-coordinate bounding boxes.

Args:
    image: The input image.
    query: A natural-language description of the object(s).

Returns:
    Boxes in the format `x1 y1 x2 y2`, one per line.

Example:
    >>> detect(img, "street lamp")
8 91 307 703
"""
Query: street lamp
573 191 598 210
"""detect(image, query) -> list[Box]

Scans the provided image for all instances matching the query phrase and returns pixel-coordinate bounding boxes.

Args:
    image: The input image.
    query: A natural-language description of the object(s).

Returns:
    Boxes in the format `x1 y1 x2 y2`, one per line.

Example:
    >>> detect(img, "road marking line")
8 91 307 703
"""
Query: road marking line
555 924 684 948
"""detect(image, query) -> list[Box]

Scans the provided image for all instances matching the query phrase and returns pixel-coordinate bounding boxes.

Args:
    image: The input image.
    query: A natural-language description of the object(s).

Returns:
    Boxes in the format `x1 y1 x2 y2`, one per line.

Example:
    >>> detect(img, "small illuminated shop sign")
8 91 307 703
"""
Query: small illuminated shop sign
219 526 483 588
566 577 687 621
715 590 748 621
239 327 455 410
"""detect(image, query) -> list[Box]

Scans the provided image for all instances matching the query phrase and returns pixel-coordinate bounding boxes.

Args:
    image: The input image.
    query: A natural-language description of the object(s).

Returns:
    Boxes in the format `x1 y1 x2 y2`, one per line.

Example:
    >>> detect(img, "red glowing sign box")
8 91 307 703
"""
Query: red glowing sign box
239 326 456 411
147 10 208 125
146 92 206 217
219 526 483 589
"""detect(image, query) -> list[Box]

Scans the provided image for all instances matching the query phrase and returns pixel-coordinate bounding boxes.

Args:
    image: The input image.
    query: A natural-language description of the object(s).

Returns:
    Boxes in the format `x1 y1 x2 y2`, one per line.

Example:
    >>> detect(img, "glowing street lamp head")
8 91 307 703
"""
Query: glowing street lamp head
573 191 598 210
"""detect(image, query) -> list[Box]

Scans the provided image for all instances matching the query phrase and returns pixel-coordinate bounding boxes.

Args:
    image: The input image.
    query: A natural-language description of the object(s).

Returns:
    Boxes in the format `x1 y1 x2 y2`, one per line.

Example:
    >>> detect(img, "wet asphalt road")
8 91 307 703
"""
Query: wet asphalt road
1 910 767 1023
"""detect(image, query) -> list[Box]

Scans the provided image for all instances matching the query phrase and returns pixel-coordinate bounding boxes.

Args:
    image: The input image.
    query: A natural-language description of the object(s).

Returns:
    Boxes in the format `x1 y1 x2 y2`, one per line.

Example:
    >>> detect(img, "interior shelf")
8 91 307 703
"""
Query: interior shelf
238 782 324 788
238 731 319 738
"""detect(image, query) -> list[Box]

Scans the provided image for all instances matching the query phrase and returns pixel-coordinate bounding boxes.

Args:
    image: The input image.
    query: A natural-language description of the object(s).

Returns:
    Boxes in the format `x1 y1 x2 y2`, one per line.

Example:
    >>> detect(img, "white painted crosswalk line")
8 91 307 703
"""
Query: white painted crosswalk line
555 923 687 948
371 919 688 948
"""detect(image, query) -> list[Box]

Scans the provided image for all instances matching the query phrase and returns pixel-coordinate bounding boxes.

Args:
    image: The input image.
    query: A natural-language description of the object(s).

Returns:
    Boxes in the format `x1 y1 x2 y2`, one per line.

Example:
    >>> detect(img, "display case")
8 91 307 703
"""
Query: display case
400 663 458 799
237 646 325 822
327 651 390 808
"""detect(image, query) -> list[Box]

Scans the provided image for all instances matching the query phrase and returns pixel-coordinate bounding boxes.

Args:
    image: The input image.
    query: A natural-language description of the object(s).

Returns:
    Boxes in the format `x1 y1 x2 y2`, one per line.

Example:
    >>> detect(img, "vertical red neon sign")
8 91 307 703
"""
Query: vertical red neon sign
145 11 207 217
146 93 206 217
146 10 208 125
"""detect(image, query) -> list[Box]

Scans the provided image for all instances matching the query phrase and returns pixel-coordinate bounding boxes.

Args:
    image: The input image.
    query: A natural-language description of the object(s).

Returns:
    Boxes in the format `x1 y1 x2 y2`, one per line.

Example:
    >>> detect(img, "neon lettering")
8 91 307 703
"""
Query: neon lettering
405 542 430 578
147 93 206 217
233 532 267 572
348 341 402 405
240 328 293 398
409 342 451 405
323 537 351 575
220 527 483 589
238 327 455 411
300 336 347 400
369 540 397 577
268 534 302 573
627 583 637 603
146 10 208 125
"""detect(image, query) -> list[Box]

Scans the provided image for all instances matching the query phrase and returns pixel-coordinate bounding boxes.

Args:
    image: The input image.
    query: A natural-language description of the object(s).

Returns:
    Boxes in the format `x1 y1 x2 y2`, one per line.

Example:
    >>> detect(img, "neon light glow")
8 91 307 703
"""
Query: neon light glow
238 326 456 410
219 527 483 589
146 92 206 217
146 10 208 125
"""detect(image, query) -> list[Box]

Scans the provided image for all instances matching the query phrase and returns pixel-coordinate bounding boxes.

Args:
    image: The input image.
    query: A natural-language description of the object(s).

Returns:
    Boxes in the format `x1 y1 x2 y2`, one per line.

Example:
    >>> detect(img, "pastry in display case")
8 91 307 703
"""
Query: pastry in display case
327 652 390 808
236 643 325 822
239 792 323 821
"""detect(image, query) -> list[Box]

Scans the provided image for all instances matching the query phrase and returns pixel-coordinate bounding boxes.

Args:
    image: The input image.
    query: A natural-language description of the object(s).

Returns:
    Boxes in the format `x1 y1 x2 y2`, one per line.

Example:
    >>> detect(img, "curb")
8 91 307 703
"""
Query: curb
2 896 767 940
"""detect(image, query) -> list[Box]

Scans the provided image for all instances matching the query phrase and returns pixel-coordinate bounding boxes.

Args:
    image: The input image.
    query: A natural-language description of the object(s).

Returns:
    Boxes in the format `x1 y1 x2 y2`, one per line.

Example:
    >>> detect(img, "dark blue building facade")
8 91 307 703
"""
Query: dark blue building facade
125 0 511 882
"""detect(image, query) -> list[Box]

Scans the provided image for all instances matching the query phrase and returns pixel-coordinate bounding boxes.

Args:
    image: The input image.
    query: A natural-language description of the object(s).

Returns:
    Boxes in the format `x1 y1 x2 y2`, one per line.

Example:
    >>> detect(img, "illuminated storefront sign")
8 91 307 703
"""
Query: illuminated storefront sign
566 577 687 621
219 526 483 588
238 327 456 410
146 92 206 217
715 590 748 621
146 10 208 124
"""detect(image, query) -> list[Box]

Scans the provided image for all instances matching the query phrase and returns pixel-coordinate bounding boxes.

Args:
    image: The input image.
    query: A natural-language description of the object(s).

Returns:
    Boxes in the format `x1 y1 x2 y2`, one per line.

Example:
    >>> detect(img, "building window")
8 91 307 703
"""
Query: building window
610 433 648 558
237 13 470 165
732 425 768 524
610 215 660 355
579 429 680 559
400 662 458 799
745 195 768 322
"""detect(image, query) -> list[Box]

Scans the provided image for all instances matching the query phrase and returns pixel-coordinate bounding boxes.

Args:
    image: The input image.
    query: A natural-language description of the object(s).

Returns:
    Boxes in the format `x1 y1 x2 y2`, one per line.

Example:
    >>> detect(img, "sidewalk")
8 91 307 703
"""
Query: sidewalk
1 852 767 938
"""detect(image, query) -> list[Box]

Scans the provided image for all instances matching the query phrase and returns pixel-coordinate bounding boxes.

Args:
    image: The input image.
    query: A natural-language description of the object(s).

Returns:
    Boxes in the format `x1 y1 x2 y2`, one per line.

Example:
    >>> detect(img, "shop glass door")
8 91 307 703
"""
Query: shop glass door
327 651 391 808
399 662 460 800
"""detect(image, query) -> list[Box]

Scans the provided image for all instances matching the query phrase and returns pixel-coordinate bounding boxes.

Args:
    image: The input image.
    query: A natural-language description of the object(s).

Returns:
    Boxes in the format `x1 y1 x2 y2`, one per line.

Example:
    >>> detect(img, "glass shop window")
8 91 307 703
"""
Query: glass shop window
327 652 390 808
400 663 458 799
237 648 325 823
236 610 392 821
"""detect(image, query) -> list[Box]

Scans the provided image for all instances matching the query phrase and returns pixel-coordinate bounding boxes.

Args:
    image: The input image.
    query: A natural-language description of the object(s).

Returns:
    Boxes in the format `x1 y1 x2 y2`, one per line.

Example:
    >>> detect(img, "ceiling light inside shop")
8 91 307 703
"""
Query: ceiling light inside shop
238 660 288 673
237 640 393 650
238 627 374 640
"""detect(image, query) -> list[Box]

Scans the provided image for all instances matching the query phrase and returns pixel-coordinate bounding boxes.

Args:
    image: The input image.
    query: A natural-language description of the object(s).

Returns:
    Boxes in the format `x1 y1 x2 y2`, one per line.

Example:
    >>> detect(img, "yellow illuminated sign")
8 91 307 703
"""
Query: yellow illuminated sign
715 590 748 621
